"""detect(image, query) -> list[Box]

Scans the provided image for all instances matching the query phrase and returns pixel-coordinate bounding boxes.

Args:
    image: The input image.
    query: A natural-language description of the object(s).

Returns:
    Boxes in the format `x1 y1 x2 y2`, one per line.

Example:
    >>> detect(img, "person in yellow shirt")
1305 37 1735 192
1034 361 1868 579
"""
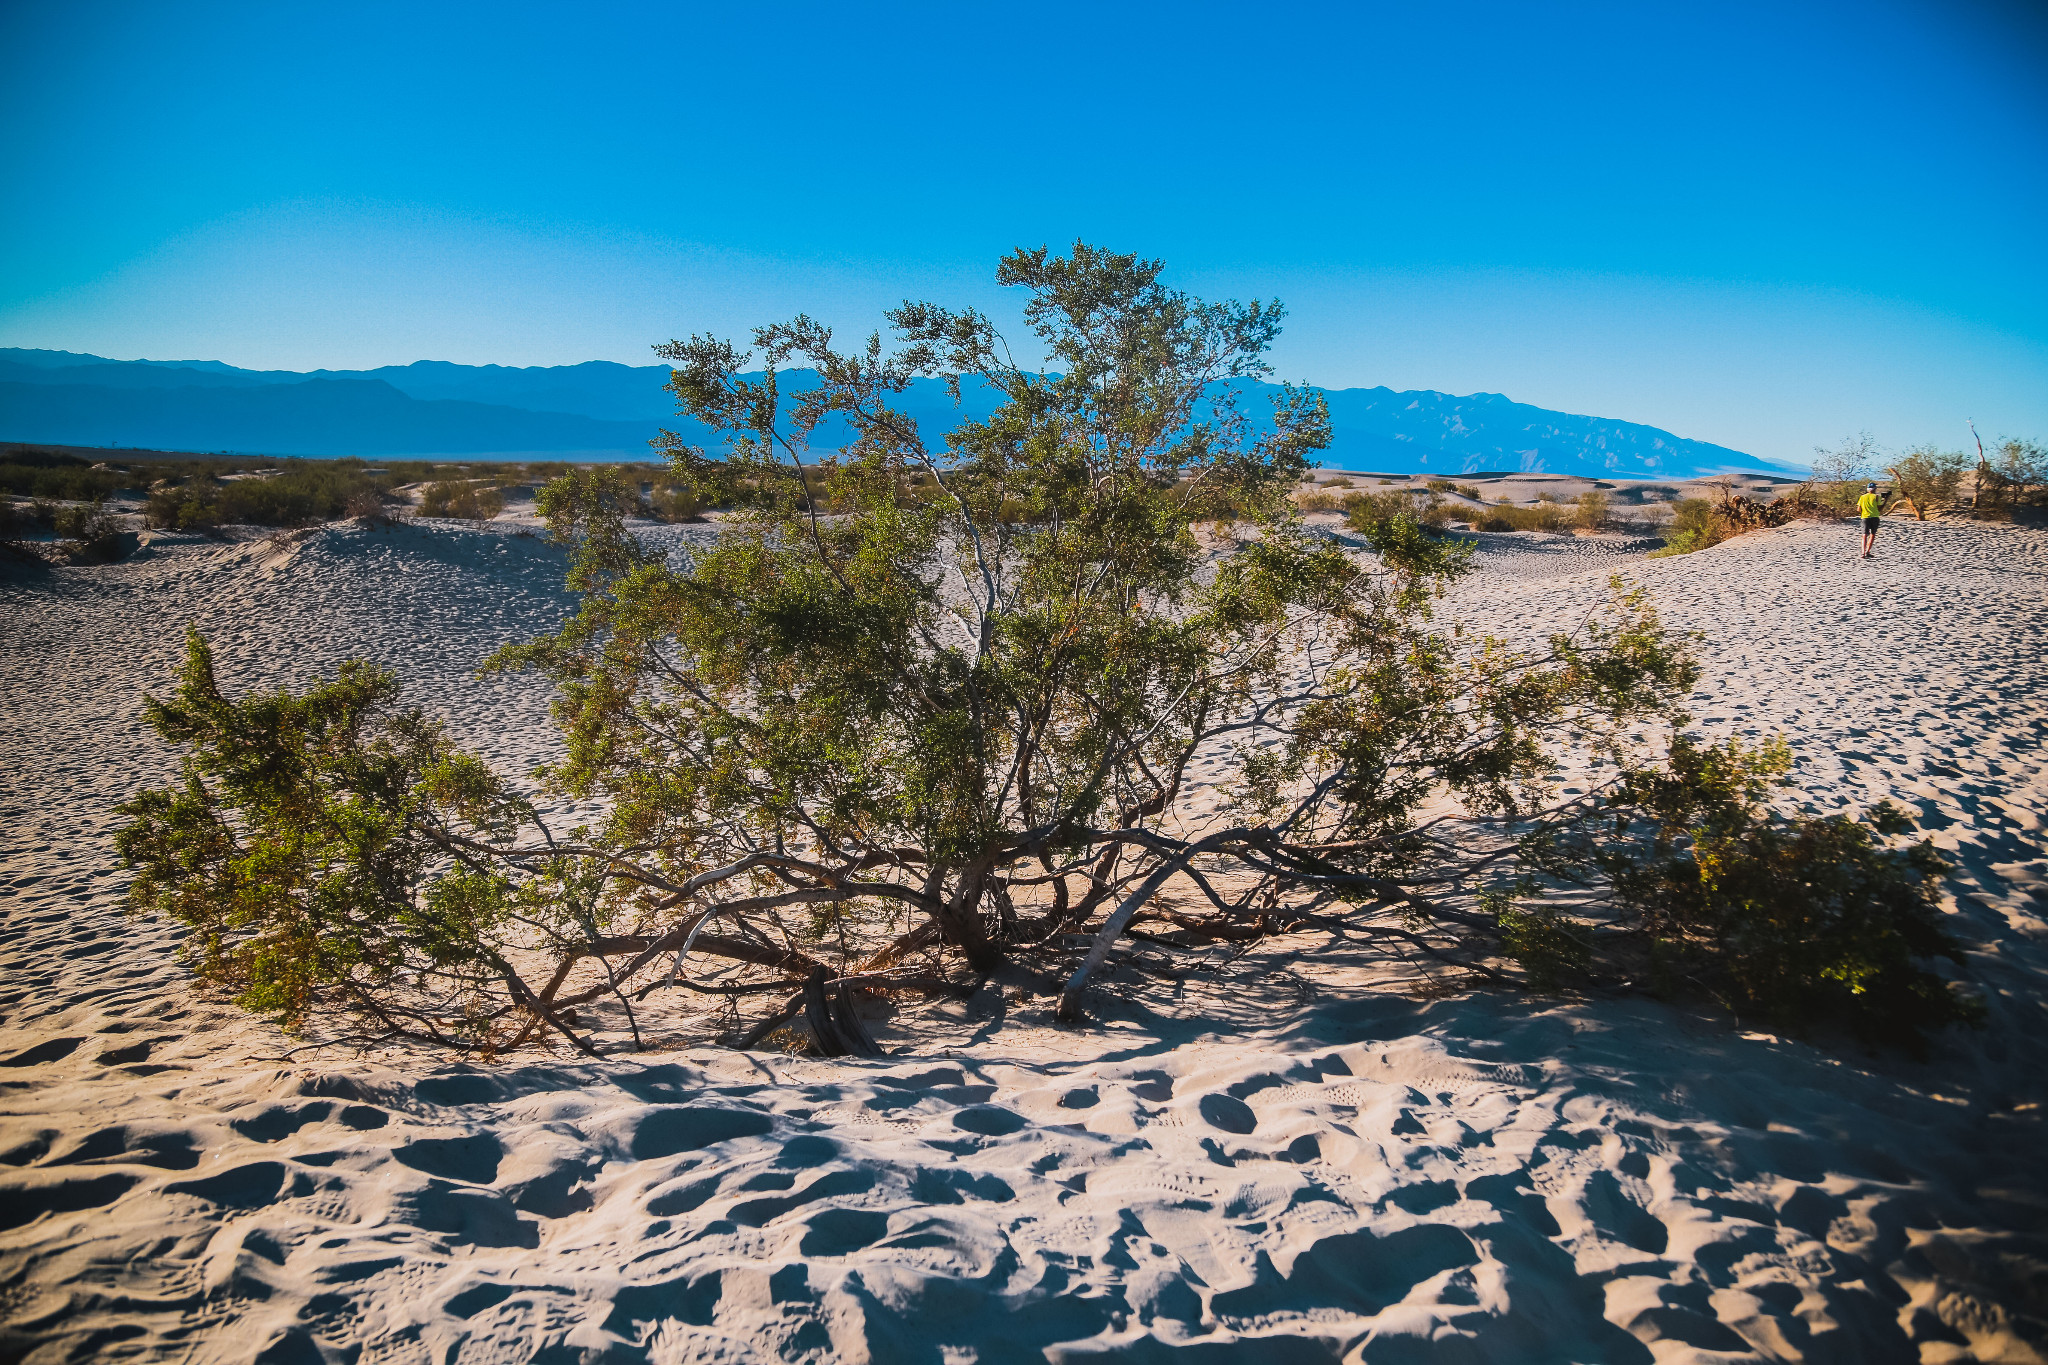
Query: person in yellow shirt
1857 482 1891 559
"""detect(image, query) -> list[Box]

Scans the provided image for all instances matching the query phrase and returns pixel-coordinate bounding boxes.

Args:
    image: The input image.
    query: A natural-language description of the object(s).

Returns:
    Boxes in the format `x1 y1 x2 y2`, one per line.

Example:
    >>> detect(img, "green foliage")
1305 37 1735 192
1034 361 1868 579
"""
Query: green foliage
0 452 131 502
1646 497 1722 557
53 497 128 561
1477 501 1574 533
51 499 103 540
146 459 391 529
647 478 705 522
1342 488 1449 533
1574 489 1610 531
115 631 537 1040
1647 485 1788 557
1588 737 1981 1047
1886 446 1969 520
417 478 506 520
1977 437 2047 513
110 243 1982 1058
1489 887 1590 990
493 242 1341 970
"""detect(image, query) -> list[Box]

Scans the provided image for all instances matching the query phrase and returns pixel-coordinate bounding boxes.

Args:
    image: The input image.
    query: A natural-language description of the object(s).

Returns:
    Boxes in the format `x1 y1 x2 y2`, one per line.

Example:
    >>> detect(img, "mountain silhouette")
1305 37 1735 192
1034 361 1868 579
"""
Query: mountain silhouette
0 348 1786 477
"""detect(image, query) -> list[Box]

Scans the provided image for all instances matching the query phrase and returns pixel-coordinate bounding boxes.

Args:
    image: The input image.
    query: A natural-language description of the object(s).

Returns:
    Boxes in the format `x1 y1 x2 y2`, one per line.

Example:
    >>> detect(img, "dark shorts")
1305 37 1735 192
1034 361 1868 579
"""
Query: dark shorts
1863 516 1881 532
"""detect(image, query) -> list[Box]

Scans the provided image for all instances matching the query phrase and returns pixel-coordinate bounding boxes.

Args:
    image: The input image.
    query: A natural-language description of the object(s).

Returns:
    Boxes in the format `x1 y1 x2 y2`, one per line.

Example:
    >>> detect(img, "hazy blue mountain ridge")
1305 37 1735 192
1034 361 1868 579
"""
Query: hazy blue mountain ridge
0 376 652 456
0 348 1786 477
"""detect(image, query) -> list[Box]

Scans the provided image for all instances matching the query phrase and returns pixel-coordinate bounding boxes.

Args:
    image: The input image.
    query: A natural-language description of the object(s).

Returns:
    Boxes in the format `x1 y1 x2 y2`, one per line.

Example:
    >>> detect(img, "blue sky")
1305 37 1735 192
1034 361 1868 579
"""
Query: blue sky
1 0 2043 467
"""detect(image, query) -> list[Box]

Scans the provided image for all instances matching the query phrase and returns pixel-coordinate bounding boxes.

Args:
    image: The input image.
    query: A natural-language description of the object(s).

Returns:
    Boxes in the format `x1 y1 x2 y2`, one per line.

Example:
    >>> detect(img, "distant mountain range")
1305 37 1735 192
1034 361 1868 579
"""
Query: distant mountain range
0 348 1788 479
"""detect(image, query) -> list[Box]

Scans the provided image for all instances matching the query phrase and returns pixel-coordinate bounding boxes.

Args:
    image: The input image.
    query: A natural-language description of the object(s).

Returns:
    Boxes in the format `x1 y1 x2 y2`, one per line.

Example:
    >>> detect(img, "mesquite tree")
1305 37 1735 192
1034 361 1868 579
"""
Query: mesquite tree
116 244 1979 1053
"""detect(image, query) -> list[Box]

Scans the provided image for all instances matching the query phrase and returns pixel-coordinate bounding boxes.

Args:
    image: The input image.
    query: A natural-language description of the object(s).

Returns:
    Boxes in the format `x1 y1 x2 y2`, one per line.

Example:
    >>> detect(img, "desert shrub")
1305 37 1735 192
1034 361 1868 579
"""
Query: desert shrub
1454 483 1482 499
1295 491 1340 513
1646 486 1787 557
1976 437 2046 514
58 500 129 562
1707 489 1787 535
0 453 129 503
115 242 1976 1057
1342 487 1449 532
646 481 704 522
52 501 97 540
219 463 386 525
146 461 387 529
1886 447 1969 521
418 479 506 521
1646 497 1721 556
1477 502 1572 533
1323 476 1354 488
1773 483 1836 519
1425 479 1454 492
113 631 536 1036
145 481 217 530
1492 893 1591 991
1580 737 1980 1048
344 487 395 521
1575 489 1610 531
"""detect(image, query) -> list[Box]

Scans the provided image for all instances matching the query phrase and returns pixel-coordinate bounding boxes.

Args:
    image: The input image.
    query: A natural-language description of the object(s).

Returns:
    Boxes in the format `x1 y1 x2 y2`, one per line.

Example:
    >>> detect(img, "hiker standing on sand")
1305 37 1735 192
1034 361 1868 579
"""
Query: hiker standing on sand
1858 482 1889 559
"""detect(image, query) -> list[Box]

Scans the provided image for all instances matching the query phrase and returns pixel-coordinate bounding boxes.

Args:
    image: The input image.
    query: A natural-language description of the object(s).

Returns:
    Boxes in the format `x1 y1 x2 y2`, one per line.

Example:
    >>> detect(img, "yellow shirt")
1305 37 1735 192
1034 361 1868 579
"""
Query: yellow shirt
1858 492 1883 518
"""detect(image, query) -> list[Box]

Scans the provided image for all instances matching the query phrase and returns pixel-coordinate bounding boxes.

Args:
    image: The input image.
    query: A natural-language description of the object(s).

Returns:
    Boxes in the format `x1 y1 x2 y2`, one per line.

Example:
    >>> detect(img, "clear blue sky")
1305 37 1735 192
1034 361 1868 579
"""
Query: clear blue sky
2 0 2043 467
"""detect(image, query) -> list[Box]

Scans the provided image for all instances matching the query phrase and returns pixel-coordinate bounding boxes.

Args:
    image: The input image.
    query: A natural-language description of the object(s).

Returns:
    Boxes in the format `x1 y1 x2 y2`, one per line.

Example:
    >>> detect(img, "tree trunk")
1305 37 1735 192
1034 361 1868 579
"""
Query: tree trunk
932 864 1004 972
800 968 880 1056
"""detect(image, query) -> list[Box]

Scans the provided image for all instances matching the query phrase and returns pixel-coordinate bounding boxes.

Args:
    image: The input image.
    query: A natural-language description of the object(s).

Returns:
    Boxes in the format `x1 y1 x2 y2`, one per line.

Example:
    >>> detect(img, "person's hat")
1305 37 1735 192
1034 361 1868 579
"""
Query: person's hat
1866 482 1877 490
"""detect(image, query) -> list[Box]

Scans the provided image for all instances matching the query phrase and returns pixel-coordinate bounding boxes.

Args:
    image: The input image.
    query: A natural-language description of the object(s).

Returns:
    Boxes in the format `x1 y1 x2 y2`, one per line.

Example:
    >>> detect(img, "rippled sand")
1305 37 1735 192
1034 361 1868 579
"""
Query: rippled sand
2 515 2043 1363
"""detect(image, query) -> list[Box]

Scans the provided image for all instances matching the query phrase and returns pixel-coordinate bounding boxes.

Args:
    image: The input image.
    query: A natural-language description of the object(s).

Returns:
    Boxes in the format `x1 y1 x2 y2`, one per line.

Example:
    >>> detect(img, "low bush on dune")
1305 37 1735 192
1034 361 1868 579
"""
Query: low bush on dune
51 498 128 560
114 242 1985 1057
646 480 707 522
0 449 132 503
1342 487 1450 532
1647 483 1787 558
0 494 131 561
147 459 393 529
417 479 506 520
1477 501 1572 533
1646 497 1721 556
1522 736 1980 1049
1975 437 2047 516
1885 446 1970 521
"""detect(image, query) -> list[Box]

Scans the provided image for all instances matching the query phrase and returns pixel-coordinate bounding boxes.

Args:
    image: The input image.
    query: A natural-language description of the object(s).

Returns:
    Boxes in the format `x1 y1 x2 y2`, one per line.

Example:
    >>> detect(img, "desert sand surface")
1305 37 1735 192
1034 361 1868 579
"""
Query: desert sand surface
3 513 2045 1363
1304 469 1802 514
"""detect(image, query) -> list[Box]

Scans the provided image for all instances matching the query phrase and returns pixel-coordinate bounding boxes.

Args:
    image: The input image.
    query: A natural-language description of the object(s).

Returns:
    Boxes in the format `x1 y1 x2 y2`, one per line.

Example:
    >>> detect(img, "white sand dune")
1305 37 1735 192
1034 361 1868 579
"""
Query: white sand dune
2 515 2044 1363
